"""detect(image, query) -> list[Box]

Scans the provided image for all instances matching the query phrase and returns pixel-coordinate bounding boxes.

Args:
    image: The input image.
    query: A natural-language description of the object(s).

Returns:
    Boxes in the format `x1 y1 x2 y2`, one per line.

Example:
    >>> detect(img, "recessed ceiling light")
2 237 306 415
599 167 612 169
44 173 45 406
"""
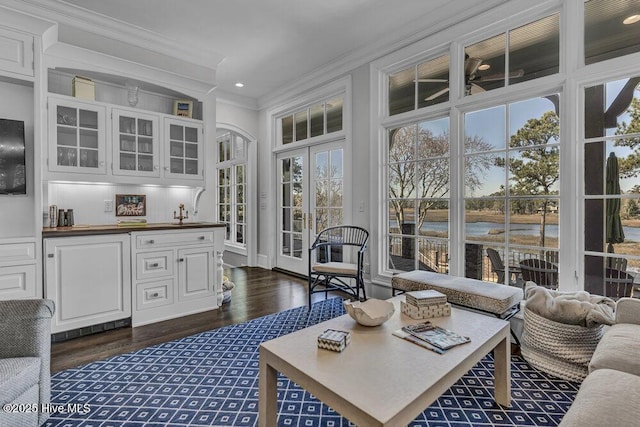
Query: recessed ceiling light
235 82 244 88
478 64 491 71
623 14 640 24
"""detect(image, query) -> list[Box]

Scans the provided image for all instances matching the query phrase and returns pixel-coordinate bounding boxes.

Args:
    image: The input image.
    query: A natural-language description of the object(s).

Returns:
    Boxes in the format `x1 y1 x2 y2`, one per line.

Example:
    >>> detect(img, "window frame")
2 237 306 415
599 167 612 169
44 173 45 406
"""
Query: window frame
215 127 252 256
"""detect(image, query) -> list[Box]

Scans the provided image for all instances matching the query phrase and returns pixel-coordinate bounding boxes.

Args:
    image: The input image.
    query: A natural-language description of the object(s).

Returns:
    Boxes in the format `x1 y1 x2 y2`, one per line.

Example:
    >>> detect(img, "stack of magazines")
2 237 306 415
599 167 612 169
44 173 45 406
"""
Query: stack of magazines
393 321 471 354
401 289 451 319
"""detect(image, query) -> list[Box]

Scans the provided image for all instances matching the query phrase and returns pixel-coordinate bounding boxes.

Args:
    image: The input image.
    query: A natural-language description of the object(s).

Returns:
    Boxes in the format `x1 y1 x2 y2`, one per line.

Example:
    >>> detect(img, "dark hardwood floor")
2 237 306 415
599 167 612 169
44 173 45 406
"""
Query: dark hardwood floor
51 267 338 373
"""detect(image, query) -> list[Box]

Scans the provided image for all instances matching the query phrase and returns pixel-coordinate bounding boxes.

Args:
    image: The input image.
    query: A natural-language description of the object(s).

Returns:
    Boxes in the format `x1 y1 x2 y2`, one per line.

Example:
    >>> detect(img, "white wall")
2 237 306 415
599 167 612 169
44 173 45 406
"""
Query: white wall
0 80 35 238
216 99 259 140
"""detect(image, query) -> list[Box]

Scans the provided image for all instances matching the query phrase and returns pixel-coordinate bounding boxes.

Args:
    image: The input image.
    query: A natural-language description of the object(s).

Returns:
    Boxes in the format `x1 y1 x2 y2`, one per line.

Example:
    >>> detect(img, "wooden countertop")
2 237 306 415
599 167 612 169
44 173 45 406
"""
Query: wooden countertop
43 222 225 237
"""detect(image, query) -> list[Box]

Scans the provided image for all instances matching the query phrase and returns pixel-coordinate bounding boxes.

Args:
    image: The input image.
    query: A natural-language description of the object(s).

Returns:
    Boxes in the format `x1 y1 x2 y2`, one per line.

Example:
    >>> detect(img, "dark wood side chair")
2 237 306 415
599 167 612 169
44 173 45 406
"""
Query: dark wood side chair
519 258 559 290
486 248 507 284
308 225 369 307
604 268 635 299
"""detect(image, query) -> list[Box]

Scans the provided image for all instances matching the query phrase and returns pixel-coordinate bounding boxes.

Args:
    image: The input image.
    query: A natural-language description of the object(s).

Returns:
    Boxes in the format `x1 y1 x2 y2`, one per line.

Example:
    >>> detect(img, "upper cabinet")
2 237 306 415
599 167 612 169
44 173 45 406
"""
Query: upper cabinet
45 94 204 186
164 117 203 181
113 108 160 178
0 27 34 78
48 96 107 175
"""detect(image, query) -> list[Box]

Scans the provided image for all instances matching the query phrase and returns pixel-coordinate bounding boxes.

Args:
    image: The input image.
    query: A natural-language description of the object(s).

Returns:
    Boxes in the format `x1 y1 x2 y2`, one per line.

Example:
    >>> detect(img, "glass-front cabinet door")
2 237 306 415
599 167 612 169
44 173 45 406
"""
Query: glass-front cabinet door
164 117 203 181
112 108 160 177
48 97 106 174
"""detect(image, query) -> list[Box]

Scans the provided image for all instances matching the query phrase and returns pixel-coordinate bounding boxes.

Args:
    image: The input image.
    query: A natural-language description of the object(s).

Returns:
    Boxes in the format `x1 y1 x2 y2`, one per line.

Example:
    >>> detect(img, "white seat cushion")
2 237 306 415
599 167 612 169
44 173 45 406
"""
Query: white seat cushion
589 323 640 376
559 369 640 427
312 262 357 275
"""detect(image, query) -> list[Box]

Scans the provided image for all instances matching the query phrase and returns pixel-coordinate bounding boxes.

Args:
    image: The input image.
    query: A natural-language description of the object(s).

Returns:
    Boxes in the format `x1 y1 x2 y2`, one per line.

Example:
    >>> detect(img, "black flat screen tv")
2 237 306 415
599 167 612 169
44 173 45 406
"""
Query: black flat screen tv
0 119 26 195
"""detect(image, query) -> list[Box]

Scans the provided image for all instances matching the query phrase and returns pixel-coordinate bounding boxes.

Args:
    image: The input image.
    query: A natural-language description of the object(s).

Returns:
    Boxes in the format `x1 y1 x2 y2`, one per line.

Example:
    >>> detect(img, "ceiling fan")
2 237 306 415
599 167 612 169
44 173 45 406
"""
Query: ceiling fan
417 56 524 101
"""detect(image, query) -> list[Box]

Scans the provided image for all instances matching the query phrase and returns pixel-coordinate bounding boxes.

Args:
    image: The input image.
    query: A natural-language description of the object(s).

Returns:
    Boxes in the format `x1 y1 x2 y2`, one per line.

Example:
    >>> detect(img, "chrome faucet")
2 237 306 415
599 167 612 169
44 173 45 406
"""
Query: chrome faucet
173 203 189 225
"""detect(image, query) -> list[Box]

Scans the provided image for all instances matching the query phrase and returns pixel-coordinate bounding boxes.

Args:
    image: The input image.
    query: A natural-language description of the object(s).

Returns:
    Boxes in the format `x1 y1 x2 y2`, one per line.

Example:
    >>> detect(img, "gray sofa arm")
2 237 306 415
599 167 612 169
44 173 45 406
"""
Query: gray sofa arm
0 299 55 426
615 298 640 325
0 299 55 359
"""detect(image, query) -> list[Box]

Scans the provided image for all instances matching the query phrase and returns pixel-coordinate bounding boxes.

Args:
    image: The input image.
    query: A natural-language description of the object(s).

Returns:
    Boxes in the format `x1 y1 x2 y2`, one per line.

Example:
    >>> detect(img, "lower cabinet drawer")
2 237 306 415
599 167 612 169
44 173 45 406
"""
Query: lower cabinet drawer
136 250 174 281
0 242 35 264
136 230 214 249
136 279 174 311
0 264 36 299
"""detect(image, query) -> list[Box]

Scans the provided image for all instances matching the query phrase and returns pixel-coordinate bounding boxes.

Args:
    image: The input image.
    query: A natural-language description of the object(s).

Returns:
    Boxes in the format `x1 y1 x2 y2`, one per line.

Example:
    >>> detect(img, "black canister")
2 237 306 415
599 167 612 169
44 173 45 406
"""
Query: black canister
58 209 66 227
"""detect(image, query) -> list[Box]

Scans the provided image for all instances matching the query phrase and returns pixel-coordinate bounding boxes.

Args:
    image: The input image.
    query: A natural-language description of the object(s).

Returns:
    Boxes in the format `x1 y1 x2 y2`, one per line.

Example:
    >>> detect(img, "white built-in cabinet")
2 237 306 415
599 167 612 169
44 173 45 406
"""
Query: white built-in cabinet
43 234 131 334
0 27 34 77
0 22 42 301
113 108 160 177
131 227 224 326
45 94 204 185
48 97 107 174
164 117 203 181
0 238 37 299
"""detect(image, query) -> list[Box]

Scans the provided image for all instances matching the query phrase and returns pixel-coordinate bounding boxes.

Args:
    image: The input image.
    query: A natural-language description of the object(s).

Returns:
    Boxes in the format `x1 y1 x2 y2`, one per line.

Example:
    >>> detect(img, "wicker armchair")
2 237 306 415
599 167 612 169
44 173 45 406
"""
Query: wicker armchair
308 226 369 306
0 299 55 426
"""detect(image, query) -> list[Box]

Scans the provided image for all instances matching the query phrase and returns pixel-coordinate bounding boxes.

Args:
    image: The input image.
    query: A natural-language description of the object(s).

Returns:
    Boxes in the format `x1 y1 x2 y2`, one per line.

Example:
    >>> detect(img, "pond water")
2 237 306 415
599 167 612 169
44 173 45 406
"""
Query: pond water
391 220 640 242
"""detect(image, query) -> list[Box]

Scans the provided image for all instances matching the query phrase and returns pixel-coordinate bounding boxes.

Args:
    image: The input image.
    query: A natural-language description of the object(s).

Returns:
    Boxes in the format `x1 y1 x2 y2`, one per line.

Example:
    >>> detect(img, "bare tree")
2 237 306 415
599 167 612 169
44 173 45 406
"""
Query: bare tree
388 125 495 234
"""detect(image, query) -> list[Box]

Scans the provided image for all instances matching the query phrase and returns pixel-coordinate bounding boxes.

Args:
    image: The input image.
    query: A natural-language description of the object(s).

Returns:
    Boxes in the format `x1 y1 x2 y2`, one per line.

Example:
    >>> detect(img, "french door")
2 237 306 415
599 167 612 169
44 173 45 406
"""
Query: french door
276 142 344 275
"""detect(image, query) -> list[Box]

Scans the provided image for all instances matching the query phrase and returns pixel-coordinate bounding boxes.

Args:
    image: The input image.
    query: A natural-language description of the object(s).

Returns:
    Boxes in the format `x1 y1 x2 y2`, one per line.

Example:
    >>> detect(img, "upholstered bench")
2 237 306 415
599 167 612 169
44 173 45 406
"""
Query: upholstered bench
391 270 523 319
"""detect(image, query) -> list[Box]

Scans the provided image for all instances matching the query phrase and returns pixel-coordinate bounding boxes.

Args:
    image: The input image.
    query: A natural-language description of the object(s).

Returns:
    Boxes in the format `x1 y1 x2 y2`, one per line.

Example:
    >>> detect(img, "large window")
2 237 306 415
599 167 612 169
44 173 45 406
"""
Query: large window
376 1 640 294
464 96 560 283
583 76 640 297
217 130 247 247
387 118 450 272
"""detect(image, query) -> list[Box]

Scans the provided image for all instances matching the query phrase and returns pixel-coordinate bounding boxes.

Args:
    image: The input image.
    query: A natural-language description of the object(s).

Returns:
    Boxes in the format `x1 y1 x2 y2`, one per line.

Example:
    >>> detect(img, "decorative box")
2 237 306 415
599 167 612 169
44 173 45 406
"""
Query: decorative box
72 76 95 100
317 329 351 352
401 300 451 319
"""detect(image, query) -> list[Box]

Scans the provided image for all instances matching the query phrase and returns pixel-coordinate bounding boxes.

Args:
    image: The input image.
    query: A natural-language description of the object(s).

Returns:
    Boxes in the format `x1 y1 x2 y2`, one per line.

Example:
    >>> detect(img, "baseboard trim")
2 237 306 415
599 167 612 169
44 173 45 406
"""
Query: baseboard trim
272 267 308 281
52 318 131 343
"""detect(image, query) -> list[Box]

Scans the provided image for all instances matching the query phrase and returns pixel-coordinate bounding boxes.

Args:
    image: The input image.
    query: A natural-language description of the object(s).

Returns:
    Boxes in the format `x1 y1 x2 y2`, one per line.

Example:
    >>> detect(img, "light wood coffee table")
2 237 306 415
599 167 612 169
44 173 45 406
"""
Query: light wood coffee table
258 295 511 427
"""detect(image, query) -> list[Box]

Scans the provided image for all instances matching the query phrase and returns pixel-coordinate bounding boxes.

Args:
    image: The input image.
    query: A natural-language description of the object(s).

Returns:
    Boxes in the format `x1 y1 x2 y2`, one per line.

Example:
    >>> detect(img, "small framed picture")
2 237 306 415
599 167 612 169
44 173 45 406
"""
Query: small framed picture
115 194 146 217
173 100 193 118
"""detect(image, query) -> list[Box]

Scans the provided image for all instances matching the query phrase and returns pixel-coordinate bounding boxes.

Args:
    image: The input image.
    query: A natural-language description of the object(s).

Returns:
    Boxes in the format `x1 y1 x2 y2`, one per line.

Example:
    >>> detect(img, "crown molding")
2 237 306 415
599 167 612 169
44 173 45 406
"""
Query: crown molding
0 0 224 71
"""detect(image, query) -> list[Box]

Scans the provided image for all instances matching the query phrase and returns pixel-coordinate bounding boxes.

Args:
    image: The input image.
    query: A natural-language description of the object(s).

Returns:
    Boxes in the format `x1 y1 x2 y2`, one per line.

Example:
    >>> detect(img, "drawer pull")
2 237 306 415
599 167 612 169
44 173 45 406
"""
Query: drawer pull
151 292 159 298
147 239 155 244
150 263 159 268
198 236 205 240
178 258 185 262
47 253 54 258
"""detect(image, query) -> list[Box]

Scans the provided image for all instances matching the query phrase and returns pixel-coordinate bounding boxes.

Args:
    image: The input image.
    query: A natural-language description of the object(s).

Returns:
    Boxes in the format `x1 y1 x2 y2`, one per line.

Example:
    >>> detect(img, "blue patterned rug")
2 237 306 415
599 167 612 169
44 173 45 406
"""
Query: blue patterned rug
46 298 578 427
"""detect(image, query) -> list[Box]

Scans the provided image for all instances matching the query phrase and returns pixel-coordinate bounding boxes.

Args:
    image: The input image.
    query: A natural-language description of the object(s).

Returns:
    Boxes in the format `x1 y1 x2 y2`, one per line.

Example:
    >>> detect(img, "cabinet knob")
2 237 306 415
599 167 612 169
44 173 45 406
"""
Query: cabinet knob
164 166 169 171
99 161 105 166
150 263 159 268
154 165 159 170
198 236 205 240
47 253 54 258
148 239 155 244
178 258 185 262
